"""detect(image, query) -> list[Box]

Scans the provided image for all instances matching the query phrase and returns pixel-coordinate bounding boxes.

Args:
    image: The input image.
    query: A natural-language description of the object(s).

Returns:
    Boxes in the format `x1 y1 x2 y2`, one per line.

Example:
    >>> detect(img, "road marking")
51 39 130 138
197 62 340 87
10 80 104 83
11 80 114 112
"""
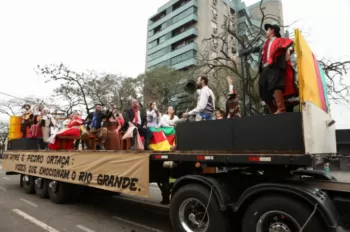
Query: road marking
3 177 10 180
20 198 38 207
0 186 7 192
113 195 168 208
12 209 60 232
112 216 164 232
76 225 95 232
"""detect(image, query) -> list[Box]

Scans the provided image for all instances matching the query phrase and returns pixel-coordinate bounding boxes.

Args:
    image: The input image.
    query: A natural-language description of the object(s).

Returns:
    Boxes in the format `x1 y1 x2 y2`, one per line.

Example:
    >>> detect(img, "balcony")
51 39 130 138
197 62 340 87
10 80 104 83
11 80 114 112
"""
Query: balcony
172 58 197 70
148 0 197 30
147 28 198 55
147 43 198 68
148 0 198 31
148 14 198 42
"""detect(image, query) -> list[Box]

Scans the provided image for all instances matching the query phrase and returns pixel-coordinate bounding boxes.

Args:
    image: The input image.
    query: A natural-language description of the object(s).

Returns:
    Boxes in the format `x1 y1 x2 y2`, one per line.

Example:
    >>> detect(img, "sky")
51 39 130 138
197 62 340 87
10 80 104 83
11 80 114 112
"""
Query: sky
0 0 349 127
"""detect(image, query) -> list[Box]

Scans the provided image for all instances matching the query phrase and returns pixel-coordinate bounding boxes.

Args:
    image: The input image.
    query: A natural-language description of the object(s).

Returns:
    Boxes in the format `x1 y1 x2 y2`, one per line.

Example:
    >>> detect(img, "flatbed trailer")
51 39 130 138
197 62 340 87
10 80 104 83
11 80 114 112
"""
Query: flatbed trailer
2 150 350 232
2 102 350 232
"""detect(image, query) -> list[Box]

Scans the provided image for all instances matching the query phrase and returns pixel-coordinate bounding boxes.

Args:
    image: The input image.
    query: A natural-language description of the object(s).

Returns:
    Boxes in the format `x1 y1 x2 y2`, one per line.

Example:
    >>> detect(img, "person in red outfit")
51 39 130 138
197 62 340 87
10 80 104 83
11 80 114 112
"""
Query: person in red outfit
238 24 297 114
48 111 82 150
258 24 296 114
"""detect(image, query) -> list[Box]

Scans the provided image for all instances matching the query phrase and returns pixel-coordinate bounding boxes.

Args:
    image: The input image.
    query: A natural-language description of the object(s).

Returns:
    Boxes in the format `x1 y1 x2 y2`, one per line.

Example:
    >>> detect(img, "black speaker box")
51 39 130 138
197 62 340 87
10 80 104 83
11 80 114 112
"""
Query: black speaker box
8 138 44 150
176 113 304 153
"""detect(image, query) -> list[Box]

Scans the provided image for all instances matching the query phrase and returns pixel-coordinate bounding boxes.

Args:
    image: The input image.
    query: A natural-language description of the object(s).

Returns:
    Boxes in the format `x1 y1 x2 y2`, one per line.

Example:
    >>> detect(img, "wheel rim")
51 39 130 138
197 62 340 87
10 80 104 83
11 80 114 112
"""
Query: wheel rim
49 181 58 193
178 198 209 232
256 210 301 232
35 178 43 189
22 175 30 184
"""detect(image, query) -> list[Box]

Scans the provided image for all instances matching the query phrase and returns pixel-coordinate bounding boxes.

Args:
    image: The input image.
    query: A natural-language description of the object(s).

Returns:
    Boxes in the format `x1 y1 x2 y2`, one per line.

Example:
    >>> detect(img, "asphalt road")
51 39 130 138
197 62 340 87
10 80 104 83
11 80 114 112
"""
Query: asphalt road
0 161 172 232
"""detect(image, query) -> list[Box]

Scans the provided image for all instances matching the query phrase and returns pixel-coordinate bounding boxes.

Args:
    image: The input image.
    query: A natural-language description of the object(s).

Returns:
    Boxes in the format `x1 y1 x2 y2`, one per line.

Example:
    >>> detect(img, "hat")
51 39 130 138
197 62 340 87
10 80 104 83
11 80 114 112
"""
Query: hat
264 24 281 38
22 103 30 109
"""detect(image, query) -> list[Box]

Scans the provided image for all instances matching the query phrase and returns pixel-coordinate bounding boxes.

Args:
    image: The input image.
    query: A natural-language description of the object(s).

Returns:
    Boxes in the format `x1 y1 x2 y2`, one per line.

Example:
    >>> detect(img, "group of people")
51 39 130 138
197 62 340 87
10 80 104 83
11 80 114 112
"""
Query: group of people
19 23 298 152
20 104 58 149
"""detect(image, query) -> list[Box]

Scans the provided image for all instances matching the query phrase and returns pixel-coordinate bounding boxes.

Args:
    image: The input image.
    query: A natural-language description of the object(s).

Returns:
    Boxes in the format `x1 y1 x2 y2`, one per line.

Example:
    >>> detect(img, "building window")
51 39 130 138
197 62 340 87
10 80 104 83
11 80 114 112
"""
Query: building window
159 35 167 43
148 47 169 61
172 6 197 25
171 50 196 65
173 0 191 11
148 40 158 49
150 10 166 24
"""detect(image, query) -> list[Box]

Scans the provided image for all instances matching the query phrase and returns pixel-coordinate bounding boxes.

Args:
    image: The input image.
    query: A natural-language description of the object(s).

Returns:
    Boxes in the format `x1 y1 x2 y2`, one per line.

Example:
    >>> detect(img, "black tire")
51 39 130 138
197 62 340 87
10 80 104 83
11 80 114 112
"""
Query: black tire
170 184 230 232
21 174 35 194
48 181 71 204
242 195 327 232
35 178 49 198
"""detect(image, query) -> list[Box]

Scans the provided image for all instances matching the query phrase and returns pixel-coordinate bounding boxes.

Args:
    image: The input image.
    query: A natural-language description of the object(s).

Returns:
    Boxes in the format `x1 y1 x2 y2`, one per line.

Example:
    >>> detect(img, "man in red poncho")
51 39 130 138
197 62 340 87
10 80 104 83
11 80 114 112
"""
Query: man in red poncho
259 24 297 114
238 24 297 114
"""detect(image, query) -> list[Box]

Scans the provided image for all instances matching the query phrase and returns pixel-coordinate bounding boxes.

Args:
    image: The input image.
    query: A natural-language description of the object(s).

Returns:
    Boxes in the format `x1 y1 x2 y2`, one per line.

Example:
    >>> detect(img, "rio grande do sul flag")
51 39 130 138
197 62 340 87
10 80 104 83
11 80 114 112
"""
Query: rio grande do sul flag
149 127 175 151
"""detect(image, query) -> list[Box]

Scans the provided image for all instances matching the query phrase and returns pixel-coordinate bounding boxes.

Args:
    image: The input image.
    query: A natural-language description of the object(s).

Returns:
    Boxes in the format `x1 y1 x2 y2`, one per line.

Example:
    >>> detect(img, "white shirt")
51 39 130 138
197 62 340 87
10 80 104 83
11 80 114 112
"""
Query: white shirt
161 114 179 127
189 86 215 115
266 36 276 63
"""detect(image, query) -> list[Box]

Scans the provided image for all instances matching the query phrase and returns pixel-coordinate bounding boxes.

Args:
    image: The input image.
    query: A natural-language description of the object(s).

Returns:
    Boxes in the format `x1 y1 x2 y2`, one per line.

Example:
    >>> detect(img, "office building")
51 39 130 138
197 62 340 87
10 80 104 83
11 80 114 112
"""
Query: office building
145 0 284 71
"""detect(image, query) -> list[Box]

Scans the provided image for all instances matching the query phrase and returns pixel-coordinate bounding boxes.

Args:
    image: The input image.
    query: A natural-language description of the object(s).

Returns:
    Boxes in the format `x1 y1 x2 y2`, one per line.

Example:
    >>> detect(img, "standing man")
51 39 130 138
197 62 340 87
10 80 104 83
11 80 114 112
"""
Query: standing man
85 104 108 150
122 99 152 150
238 24 294 114
258 24 293 114
21 104 33 138
183 76 215 121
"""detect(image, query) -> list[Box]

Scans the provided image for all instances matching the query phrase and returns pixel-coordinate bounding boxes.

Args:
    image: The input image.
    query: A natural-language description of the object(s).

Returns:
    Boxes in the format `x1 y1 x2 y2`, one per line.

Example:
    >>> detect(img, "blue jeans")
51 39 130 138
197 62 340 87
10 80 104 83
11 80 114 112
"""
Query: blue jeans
199 112 213 121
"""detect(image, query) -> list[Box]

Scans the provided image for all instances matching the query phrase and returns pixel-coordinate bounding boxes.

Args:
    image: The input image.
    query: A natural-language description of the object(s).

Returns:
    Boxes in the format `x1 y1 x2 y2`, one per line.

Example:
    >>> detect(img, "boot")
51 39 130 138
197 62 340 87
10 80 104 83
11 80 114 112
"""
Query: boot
265 100 277 114
273 90 286 114
130 136 136 150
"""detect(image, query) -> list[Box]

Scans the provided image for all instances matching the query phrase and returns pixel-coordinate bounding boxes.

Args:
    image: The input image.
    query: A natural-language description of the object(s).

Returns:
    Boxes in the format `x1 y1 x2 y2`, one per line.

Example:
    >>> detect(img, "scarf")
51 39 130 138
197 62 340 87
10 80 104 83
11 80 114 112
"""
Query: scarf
133 108 139 125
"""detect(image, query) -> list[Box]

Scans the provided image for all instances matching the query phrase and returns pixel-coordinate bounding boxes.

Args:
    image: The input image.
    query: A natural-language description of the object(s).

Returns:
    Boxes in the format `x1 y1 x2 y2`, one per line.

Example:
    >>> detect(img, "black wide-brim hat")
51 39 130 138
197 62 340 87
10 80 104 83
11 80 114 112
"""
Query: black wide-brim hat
264 23 281 38
22 104 30 108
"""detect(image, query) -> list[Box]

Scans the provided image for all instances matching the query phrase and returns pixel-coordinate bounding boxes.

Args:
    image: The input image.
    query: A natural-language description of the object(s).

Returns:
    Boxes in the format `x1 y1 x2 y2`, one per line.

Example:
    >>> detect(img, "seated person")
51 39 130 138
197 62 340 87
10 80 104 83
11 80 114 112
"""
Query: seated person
105 108 122 150
85 104 108 150
122 99 152 150
215 110 225 119
147 102 174 151
161 106 179 127
48 111 82 150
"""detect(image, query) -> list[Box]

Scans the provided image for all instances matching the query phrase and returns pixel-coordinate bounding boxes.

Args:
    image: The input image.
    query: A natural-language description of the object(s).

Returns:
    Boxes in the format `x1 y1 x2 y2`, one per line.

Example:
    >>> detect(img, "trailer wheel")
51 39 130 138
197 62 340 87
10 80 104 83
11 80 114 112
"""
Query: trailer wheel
21 174 35 194
34 178 49 198
48 180 70 204
242 195 326 232
170 184 230 232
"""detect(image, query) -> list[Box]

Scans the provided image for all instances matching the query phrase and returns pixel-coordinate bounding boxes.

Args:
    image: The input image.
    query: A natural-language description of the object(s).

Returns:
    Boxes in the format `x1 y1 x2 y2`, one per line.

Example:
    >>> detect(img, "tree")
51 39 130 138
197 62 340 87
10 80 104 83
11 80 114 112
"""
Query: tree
319 60 350 103
0 95 49 117
37 63 94 114
37 63 139 114
0 121 8 153
197 0 350 114
139 66 186 113
197 0 267 114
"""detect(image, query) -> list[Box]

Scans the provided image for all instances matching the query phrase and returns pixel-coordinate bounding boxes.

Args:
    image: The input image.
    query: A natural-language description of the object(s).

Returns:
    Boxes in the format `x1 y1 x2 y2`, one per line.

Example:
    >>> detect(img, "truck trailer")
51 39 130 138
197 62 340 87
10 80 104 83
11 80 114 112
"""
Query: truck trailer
2 101 350 232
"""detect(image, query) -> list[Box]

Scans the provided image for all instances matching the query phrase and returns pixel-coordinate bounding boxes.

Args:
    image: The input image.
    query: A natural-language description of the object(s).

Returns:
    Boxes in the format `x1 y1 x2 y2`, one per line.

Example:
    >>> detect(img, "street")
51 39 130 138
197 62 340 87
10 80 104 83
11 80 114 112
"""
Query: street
0 162 172 232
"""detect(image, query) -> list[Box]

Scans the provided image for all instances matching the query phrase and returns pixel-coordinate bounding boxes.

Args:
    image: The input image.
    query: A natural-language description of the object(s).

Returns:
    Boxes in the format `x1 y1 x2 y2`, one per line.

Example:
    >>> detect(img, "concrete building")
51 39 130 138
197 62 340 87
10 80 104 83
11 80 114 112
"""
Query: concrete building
146 0 237 71
145 0 284 71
